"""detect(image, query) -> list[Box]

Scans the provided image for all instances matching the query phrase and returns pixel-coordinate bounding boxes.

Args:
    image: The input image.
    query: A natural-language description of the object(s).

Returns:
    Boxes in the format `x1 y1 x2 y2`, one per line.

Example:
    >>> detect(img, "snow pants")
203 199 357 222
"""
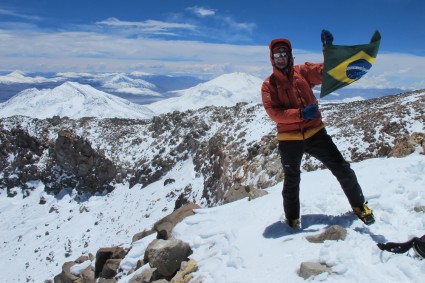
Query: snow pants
278 128 365 221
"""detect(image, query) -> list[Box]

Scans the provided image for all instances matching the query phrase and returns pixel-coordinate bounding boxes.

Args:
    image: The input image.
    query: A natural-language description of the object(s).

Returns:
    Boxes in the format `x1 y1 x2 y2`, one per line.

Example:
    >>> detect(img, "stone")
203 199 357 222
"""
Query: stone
128 268 157 283
95 247 127 278
248 189 268 201
171 259 198 283
414 206 425 213
145 238 192 277
299 262 332 279
306 225 347 243
132 229 156 243
154 202 200 240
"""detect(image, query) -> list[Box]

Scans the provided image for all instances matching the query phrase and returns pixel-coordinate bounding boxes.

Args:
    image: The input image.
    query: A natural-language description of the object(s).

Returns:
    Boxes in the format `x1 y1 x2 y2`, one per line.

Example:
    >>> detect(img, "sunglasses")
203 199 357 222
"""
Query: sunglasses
273 51 287 59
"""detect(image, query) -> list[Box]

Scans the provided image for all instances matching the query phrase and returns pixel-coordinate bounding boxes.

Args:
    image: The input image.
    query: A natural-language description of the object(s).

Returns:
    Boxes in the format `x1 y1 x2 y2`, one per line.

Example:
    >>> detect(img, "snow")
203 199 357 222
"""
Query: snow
0 81 154 119
0 71 424 282
1 150 424 282
99 73 163 97
146 72 263 114
170 153 425 283
0 70 61 84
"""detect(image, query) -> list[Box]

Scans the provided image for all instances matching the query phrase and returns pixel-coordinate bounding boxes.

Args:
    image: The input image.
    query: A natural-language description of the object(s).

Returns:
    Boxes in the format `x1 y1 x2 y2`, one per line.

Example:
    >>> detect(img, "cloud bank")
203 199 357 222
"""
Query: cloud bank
0 5 424 89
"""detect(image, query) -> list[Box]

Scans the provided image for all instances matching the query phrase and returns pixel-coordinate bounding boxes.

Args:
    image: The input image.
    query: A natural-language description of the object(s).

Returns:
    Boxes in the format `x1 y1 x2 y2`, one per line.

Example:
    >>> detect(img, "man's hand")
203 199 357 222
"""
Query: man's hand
301 104 318 120
321 29 334 46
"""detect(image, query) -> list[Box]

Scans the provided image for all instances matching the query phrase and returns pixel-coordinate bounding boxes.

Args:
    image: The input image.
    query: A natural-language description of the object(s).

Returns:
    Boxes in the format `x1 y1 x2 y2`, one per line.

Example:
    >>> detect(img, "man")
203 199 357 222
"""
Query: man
261 30 374 228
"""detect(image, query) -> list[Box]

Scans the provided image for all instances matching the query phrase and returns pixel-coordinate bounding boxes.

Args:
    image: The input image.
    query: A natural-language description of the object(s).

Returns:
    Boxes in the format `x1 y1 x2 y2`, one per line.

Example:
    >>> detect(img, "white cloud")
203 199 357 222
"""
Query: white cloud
0 8 42 21
187 6 216 17
0 26 425 89
96 17 196 35
221 16 256 33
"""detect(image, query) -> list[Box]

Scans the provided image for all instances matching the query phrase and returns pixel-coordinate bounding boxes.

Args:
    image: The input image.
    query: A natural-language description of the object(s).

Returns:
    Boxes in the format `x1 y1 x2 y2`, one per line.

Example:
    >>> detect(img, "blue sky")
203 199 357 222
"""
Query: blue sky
1 0 425 89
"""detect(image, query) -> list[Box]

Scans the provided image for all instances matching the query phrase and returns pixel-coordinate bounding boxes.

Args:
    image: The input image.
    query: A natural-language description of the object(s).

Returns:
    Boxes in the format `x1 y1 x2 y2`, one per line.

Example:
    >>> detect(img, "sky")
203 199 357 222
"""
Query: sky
1 0 425 89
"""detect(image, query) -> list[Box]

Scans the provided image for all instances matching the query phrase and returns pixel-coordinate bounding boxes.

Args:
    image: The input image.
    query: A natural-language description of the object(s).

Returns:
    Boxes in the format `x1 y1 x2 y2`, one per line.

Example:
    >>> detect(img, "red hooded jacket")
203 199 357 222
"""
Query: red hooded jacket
261 38 325 140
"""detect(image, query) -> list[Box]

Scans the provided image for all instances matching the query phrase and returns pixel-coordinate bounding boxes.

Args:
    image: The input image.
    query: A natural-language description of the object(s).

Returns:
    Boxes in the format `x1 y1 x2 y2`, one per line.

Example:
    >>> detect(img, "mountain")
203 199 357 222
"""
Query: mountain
321 87 406 101
0 89 424 282
146 72 263 114
0 71 206 105
0 81 154 119
0 70 407 106
0 70 61 84
0 83 425 283
99 73 163 97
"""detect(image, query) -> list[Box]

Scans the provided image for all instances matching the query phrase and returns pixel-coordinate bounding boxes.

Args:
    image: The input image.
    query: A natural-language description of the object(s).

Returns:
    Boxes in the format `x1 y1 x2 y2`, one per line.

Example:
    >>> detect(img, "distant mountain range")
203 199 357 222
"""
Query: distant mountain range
0 71 206 104
0 72 266 119
0 70 407 106
147 72 264 114
0 81 154 119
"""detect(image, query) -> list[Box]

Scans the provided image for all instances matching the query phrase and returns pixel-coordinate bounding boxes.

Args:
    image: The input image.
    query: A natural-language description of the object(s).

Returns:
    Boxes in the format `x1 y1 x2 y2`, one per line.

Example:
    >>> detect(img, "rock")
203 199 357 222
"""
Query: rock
170 259 198 283
99 259 121 279
132 229 156 243
145 238 192 278
53 129 117 194
411 132 425 153
299 262 332 279
223 184 251 203
154 202 200 240
306 225 347 243
389 134 416 157
80 266 96 283
53 261 78 283
94 247 127 278
128 268 157 283
414 206 425 213
248 188 268 201
39 196 47 205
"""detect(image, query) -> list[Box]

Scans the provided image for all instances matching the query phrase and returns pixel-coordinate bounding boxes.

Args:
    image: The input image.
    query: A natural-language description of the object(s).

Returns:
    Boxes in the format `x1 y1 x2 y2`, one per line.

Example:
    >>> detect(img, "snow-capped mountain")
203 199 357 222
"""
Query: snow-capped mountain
0 81 154 119
0 70 61 84
146 72 263 114
0 89 424 282
100 73 163 97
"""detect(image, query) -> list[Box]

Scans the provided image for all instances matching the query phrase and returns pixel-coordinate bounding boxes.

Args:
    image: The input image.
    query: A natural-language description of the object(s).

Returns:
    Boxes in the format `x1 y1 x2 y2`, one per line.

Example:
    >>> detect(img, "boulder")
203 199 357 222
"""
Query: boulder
154 202 200 240
170 259 198 283
248 188 268 201
299 262 332 279
95 247 127 278
144 238 192 278
132 229 156 243
128 268 157 283
306 225 347 243
53 261 78 283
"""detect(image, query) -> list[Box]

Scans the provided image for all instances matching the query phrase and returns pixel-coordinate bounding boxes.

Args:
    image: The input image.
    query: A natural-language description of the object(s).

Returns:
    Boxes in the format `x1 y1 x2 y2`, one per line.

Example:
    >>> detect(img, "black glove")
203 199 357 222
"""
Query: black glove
301 104 318 120
321 29 334 46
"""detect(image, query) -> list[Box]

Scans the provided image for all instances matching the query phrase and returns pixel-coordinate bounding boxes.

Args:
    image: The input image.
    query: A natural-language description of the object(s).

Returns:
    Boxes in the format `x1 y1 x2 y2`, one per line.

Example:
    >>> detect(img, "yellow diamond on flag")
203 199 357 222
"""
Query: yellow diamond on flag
327 51 376 84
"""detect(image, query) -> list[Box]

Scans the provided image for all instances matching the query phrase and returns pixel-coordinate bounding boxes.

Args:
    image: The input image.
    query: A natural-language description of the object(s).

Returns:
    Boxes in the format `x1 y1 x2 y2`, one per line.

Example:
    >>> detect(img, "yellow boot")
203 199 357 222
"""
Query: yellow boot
352 203 375 225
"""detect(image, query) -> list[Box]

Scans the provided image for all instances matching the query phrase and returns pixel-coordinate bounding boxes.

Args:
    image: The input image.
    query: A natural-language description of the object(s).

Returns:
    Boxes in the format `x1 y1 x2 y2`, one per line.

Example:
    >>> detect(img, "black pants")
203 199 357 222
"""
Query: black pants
278 128 365 220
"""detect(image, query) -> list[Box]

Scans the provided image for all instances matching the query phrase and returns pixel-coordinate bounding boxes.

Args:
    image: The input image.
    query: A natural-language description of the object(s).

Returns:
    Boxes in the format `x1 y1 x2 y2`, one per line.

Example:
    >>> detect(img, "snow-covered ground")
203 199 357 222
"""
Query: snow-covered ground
1 151 424 282
0 71 424 282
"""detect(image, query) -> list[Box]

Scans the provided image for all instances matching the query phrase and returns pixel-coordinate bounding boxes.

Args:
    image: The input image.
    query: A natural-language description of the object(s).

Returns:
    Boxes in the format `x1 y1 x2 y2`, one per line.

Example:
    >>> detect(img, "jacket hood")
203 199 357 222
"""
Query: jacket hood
269 38 294 84
269 38 292 53
269 38 294 70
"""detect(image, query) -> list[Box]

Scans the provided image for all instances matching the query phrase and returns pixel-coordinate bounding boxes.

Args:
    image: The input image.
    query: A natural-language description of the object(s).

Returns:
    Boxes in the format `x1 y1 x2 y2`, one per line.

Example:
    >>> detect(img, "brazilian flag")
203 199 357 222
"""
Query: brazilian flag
320 31 381 98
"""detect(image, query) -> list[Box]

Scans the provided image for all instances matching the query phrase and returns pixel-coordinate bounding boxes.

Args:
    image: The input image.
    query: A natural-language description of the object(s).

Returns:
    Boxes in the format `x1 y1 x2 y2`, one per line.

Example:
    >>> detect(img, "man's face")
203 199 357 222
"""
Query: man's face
273 47 289 69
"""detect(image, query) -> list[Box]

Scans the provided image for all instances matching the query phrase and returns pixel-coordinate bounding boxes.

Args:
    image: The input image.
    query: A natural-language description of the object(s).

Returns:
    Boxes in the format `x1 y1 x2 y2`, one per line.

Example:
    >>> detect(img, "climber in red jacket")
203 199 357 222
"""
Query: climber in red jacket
261 30 375 228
